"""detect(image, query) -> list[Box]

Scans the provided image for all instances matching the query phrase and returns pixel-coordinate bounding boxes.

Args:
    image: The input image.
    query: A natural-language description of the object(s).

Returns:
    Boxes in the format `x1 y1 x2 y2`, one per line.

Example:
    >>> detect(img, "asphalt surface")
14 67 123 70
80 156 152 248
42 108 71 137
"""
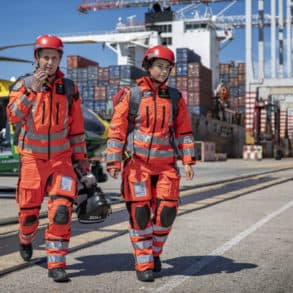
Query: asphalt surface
0 158 293 292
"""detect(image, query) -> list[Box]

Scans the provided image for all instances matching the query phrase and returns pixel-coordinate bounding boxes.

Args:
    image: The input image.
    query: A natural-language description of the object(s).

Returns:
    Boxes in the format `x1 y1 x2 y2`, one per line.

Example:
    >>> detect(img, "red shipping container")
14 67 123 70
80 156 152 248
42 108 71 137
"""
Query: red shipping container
94 85 107 100
67 55 98 69
181 90 188 104
188 63 201 77
98 67 109 81
176 76 188 91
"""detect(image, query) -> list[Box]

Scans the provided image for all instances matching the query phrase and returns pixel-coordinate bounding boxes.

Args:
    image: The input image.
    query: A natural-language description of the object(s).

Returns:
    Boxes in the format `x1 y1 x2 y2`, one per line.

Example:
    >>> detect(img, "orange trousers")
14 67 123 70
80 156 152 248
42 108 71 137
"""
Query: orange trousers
122 157 180 272
17 152 77 269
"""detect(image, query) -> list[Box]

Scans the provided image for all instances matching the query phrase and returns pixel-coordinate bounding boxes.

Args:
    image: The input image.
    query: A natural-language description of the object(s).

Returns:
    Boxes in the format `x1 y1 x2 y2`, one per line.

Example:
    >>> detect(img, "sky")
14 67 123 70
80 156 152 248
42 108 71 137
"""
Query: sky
0 0 274 81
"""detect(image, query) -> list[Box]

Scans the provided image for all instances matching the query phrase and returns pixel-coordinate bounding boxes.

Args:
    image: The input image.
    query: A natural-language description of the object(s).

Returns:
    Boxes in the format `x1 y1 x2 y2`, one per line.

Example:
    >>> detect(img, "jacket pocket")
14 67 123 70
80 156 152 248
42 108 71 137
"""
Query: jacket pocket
122 161 152 201
18 179 41 207
157 169 180 200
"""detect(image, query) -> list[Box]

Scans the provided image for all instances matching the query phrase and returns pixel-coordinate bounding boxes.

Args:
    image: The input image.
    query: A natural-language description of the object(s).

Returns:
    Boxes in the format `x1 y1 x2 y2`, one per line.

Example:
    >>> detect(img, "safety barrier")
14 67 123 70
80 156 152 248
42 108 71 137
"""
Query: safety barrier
242 145 263 160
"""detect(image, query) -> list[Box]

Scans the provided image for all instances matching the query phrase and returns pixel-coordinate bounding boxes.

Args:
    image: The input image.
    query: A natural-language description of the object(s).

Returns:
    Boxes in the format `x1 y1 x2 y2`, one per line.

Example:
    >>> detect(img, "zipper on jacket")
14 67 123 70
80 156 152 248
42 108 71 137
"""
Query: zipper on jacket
41 102 45 124
147 93 157 162
56 102 59 125
161 106 166 129
146 106 149 128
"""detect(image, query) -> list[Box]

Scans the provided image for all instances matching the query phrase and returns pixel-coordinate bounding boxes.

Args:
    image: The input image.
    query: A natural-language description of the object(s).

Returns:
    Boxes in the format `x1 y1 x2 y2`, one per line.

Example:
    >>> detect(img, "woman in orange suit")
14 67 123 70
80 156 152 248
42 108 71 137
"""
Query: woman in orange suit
106 45 195 282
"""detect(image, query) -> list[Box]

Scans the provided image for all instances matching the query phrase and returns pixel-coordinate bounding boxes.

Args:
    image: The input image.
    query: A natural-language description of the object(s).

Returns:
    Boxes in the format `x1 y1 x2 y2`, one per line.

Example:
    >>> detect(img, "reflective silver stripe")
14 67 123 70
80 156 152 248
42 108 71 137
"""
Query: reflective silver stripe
20 128 68 141
178 136 194 144
72 145 87 153
153 225 170 232
134 132 170 146
142 91 153 97
153 234 168 243
183 147 195 156
27 115 69 141
129 226 153 237
107 153 122 161
152 246 162 252
46 241 69 250
107 140 124 149
134 146 175 158
21 94 32 106
47 255 66 263
22 141 70 153
13 105 26 119
136 254 153 264
132 240 152 250
70 134 85 144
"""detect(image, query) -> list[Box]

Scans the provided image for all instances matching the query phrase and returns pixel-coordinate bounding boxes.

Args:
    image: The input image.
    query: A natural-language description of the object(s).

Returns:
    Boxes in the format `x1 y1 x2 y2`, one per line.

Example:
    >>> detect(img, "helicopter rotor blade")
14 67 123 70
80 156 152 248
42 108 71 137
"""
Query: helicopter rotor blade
0 43 34 51
0 56 33 63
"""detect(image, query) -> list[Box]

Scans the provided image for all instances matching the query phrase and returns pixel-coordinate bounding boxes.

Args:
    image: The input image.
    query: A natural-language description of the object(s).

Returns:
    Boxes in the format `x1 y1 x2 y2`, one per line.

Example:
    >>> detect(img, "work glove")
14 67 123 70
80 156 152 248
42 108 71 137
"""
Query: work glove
80 172 97 189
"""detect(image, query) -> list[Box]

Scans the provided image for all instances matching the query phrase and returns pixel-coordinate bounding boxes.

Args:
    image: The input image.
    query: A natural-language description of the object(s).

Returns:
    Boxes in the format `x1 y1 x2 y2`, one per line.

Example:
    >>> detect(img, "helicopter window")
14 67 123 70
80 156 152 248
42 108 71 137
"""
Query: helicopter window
82 105 105 136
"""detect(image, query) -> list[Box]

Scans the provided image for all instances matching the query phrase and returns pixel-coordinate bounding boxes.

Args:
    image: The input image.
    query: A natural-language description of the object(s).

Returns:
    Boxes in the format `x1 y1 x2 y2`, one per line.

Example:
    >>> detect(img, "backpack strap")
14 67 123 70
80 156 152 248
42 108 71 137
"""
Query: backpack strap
167 86 181 120
63 77 77 110
22 74 33 89
128 85 141 128
167 86 182 158
124 85 142 157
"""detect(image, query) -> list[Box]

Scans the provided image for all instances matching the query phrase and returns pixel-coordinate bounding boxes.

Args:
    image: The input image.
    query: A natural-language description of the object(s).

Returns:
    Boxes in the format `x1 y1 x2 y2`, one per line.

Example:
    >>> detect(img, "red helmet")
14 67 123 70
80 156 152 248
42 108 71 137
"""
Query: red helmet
142 45 175 69
34 34 63 56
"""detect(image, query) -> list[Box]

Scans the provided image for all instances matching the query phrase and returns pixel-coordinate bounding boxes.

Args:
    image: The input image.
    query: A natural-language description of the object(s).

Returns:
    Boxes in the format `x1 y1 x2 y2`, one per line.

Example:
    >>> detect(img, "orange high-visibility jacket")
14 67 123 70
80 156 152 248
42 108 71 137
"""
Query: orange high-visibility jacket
7 69 87 161
107 76 195 170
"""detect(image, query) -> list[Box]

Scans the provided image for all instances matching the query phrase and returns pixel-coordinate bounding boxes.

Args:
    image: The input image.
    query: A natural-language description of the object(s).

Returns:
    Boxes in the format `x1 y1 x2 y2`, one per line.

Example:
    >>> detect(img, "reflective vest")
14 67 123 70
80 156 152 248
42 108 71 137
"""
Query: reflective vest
7 70 87 161
107 76 195 170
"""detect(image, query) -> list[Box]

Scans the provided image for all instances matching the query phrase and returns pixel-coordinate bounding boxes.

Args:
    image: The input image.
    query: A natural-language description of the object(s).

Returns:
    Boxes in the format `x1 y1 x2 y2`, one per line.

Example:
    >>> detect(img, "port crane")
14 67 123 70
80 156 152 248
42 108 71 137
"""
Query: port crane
78 0 238 13
60 0 270 89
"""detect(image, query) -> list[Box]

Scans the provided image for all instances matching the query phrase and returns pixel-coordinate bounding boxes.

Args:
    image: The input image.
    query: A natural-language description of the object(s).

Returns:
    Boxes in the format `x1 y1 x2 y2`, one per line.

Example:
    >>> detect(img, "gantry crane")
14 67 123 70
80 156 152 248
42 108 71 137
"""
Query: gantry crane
78 0 236 13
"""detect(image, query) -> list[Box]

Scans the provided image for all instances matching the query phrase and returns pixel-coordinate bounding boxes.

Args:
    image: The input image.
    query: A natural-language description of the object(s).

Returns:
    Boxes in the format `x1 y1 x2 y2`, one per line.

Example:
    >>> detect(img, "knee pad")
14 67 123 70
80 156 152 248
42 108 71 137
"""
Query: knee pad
128 202 151 230
156 200 178 227
19 208 39 227
135 204 151 229
23 214 38 226
53 205 70 225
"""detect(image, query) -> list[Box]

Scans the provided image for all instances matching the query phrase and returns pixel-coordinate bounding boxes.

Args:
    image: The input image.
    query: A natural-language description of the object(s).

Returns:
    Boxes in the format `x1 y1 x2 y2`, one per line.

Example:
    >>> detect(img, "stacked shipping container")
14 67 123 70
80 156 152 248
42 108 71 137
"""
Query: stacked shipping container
175 48 212 116
66 55 145 115
219 61 246 114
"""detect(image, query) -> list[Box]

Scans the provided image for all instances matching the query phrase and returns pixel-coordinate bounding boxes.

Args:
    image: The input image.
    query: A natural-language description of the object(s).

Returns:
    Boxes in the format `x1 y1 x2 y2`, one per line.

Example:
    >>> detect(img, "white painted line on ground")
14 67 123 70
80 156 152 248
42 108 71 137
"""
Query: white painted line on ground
154 199 293 293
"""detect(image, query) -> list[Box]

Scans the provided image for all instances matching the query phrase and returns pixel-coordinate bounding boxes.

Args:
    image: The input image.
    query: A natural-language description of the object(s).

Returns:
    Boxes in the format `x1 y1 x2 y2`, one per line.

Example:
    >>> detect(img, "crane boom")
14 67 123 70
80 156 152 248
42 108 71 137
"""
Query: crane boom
78 0 236 13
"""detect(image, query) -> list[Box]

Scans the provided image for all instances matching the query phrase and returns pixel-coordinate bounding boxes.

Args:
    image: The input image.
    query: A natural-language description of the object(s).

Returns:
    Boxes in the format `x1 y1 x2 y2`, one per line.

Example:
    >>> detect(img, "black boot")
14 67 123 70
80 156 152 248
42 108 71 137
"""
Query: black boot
136 269 154 282
154 256 161 272
48 268 70 282
19 243 33 261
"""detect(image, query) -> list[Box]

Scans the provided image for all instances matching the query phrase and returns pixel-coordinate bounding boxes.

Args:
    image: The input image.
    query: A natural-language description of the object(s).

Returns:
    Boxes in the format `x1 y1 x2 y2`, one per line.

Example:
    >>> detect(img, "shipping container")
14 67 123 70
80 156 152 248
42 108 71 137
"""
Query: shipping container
176 48 201 63
67 55 98 69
